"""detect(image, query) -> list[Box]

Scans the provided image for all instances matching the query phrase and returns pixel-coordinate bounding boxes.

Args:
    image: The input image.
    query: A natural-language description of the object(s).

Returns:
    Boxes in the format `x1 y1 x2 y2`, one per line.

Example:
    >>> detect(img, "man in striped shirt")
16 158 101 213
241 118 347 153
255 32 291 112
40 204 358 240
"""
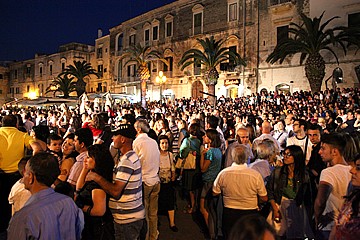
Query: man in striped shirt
86 124 146 240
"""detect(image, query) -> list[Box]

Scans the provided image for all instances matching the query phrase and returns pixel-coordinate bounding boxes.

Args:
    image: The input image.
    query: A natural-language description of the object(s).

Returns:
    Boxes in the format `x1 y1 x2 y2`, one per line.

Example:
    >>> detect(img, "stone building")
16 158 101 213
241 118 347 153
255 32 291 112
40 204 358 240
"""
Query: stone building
0 64 10 106
5 43 94 102
107 0 360 101
3 0 360 104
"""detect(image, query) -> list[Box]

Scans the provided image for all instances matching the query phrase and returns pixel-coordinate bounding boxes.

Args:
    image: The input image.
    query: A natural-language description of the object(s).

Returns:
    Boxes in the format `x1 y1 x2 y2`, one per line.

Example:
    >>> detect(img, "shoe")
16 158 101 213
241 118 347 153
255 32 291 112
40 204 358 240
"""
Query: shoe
170 225 178 232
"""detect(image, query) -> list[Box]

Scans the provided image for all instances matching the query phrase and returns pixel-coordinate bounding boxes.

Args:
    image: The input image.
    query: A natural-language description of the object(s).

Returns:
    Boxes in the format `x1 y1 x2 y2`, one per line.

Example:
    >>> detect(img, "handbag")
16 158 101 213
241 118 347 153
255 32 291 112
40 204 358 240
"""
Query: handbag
175 151 196 169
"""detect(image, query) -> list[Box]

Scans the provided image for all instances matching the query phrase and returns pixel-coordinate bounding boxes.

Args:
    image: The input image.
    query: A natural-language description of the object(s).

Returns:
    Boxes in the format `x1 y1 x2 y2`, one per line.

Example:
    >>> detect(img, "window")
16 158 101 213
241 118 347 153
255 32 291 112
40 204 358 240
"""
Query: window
39 66 43 76
348 12 360 28
98 65 103 77
97 47 103 58
16 87 20 94
117 33 123 51
97 83 102 92
152 26 158 41
228 46 237 71
194 61 201 75
277 25 289 45
26 66 31 74
0 74 3 79
193 13 203 35
117 60 122 81
145 29 150 42
127 64 136 77
228 2 238 21
129 34 136 46
270 0 291 6
62 62 65 70
27 85 30 92
163 57 173 72
14 70 18 79
192 4 204 36
49 65 53 75
166 22 173 37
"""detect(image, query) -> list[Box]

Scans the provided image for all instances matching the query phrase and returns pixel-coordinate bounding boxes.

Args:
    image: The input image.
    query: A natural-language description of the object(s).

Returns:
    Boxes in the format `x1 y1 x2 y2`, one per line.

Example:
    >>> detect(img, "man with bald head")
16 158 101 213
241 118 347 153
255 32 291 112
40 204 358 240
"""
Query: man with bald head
252 121 280 155
224 127 254 167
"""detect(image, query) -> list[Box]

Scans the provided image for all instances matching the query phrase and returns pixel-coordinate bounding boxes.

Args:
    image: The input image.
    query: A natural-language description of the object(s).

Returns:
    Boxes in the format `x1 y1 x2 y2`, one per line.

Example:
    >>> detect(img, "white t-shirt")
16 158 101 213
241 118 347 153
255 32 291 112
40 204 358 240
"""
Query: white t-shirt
286 135 313 163
319 164 352 231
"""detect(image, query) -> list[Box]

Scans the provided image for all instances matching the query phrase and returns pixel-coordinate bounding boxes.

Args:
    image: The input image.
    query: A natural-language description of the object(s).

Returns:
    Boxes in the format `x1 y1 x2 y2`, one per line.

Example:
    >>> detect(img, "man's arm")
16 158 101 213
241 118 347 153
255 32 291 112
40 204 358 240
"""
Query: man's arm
30 141 42 154
314 181 333 224
86 172 126 200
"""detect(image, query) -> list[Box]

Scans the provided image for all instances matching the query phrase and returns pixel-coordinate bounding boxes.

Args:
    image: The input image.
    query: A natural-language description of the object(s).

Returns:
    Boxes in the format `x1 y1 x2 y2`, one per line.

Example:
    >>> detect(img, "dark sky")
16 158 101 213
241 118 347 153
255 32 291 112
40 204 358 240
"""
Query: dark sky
0 0 176 61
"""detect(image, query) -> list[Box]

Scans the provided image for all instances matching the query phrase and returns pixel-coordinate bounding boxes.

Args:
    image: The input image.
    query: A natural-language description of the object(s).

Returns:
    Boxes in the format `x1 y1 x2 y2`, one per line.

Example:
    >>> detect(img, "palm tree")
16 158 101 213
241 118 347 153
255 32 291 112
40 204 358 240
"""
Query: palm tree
45 75 77 98
266 12 360 93
178 36 246 106
120 43 168 109
60 60 100 97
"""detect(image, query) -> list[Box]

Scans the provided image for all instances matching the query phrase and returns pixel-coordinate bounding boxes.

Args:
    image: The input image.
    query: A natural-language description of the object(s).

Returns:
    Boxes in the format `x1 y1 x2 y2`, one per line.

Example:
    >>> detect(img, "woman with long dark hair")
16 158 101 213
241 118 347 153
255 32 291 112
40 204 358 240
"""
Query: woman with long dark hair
266 145 314 239
75 144 115 240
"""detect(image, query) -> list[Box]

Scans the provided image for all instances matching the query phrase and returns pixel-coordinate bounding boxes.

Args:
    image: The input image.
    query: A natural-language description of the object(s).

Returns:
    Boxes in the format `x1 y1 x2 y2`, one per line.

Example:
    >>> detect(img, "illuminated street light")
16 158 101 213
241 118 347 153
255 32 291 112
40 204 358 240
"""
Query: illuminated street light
155 71 167 102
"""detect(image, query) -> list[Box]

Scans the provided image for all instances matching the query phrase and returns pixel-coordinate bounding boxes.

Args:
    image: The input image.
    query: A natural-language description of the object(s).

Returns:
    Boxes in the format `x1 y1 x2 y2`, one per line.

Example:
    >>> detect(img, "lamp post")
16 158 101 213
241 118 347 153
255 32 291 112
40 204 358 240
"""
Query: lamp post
156 71 167 103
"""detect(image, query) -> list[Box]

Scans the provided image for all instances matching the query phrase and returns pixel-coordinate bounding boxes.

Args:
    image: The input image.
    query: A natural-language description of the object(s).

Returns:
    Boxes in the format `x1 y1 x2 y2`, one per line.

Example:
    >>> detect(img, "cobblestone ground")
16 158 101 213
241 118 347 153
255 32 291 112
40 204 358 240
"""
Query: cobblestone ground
158 187 208 240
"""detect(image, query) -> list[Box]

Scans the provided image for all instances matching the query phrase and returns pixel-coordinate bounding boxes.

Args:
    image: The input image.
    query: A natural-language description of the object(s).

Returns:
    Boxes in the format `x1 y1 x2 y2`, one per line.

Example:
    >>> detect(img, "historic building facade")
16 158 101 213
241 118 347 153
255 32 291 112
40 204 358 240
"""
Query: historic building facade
107 0 360 101
3 0 360 104
4 43 94 102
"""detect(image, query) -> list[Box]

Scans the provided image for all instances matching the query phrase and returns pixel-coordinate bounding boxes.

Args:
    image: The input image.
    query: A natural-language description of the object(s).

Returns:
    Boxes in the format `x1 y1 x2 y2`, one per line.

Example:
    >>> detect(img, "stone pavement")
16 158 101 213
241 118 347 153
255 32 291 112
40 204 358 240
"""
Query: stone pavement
157 187 208 240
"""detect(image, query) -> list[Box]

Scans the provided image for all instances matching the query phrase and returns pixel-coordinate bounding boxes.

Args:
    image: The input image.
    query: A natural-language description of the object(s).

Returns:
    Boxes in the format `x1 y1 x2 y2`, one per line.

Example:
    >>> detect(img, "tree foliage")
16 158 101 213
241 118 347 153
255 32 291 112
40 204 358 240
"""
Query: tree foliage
266 12 360 93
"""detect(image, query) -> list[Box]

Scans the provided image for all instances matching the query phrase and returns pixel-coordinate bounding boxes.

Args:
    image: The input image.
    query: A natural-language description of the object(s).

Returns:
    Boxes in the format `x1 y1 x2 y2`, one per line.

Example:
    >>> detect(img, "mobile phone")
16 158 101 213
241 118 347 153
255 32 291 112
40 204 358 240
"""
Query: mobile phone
205 144 208 149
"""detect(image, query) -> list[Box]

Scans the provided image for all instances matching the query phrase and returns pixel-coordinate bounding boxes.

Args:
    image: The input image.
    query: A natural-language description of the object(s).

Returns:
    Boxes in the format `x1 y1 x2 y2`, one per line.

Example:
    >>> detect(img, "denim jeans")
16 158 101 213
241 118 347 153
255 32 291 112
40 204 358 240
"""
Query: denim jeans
114 219 147 240
143 182 160 240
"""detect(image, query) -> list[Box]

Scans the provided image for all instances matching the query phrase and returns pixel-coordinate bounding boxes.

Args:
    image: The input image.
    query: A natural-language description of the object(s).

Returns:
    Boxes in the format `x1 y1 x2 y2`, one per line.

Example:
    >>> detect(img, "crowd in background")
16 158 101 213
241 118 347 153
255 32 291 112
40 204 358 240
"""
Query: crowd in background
0 87 360 240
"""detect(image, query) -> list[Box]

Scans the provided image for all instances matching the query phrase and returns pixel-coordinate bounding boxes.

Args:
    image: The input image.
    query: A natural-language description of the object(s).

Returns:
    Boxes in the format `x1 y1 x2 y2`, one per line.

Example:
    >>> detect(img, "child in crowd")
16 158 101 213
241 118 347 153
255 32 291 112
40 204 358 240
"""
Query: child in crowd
8 157 31 215
47 133 63 162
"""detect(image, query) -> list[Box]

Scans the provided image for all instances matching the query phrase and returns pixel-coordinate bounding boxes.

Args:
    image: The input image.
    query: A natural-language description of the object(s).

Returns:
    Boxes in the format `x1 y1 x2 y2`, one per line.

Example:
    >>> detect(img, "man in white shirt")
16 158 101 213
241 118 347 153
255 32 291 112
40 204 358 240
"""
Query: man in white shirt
213 145 267 239
286 119 312 165
314 133 351 240
133 119 160 240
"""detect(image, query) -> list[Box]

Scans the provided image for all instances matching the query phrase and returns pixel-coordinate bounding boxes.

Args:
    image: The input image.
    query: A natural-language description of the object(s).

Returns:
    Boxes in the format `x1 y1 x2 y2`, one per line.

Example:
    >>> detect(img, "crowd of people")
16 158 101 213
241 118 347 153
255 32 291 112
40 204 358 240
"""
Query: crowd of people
0 87 359 240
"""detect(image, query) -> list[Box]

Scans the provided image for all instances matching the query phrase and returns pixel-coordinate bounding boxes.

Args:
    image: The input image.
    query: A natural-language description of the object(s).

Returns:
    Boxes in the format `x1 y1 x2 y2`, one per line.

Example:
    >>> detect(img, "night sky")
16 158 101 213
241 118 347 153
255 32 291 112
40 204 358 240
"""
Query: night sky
0 0 176 61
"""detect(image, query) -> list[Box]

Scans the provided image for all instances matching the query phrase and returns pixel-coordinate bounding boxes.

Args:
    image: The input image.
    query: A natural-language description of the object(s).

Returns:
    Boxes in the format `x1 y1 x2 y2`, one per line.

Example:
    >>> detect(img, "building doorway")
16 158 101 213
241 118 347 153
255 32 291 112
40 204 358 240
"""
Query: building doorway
227 87 238 99
192 81 203 99
275 83 290 94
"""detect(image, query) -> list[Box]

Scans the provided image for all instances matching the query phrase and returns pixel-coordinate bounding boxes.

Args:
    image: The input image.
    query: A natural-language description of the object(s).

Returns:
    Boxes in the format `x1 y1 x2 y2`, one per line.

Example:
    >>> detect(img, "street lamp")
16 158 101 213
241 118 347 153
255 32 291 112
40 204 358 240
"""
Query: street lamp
156 71 167 102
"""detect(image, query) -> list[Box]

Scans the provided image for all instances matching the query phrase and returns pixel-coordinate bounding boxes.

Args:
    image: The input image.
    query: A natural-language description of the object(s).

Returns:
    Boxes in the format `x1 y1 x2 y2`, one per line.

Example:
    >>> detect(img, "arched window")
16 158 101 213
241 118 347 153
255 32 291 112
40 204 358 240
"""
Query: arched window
116 33 123 52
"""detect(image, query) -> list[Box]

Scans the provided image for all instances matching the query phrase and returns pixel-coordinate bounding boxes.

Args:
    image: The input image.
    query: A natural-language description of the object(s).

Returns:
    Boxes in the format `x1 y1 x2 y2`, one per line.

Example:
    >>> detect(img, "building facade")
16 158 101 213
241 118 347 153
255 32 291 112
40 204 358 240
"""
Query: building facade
4 43 94 103
3 0 360 104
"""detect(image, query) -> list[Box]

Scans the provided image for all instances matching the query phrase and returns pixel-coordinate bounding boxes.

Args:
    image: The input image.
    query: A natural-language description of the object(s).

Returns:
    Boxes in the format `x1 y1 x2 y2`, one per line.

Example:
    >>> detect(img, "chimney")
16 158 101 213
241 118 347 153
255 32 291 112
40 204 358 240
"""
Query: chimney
98 28 103 38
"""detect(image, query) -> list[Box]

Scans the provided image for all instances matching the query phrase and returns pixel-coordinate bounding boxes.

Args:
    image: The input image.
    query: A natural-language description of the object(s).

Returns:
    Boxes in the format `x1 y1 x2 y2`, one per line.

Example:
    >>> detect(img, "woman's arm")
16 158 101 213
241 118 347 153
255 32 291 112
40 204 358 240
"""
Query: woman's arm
88 189 107 216
200 148 211 173
58 158 75 182
76 167 89 191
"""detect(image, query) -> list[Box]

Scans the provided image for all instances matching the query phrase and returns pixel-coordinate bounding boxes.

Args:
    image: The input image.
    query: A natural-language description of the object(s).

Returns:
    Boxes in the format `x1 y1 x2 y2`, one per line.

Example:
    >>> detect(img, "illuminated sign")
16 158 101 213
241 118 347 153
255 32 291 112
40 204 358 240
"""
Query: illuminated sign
224 79 240 86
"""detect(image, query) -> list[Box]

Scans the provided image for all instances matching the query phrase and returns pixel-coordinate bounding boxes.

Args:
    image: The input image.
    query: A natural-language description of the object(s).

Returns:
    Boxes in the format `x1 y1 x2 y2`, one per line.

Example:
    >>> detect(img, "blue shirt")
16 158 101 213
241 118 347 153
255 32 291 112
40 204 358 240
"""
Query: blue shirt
202 148 222 182
7 188 84 240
